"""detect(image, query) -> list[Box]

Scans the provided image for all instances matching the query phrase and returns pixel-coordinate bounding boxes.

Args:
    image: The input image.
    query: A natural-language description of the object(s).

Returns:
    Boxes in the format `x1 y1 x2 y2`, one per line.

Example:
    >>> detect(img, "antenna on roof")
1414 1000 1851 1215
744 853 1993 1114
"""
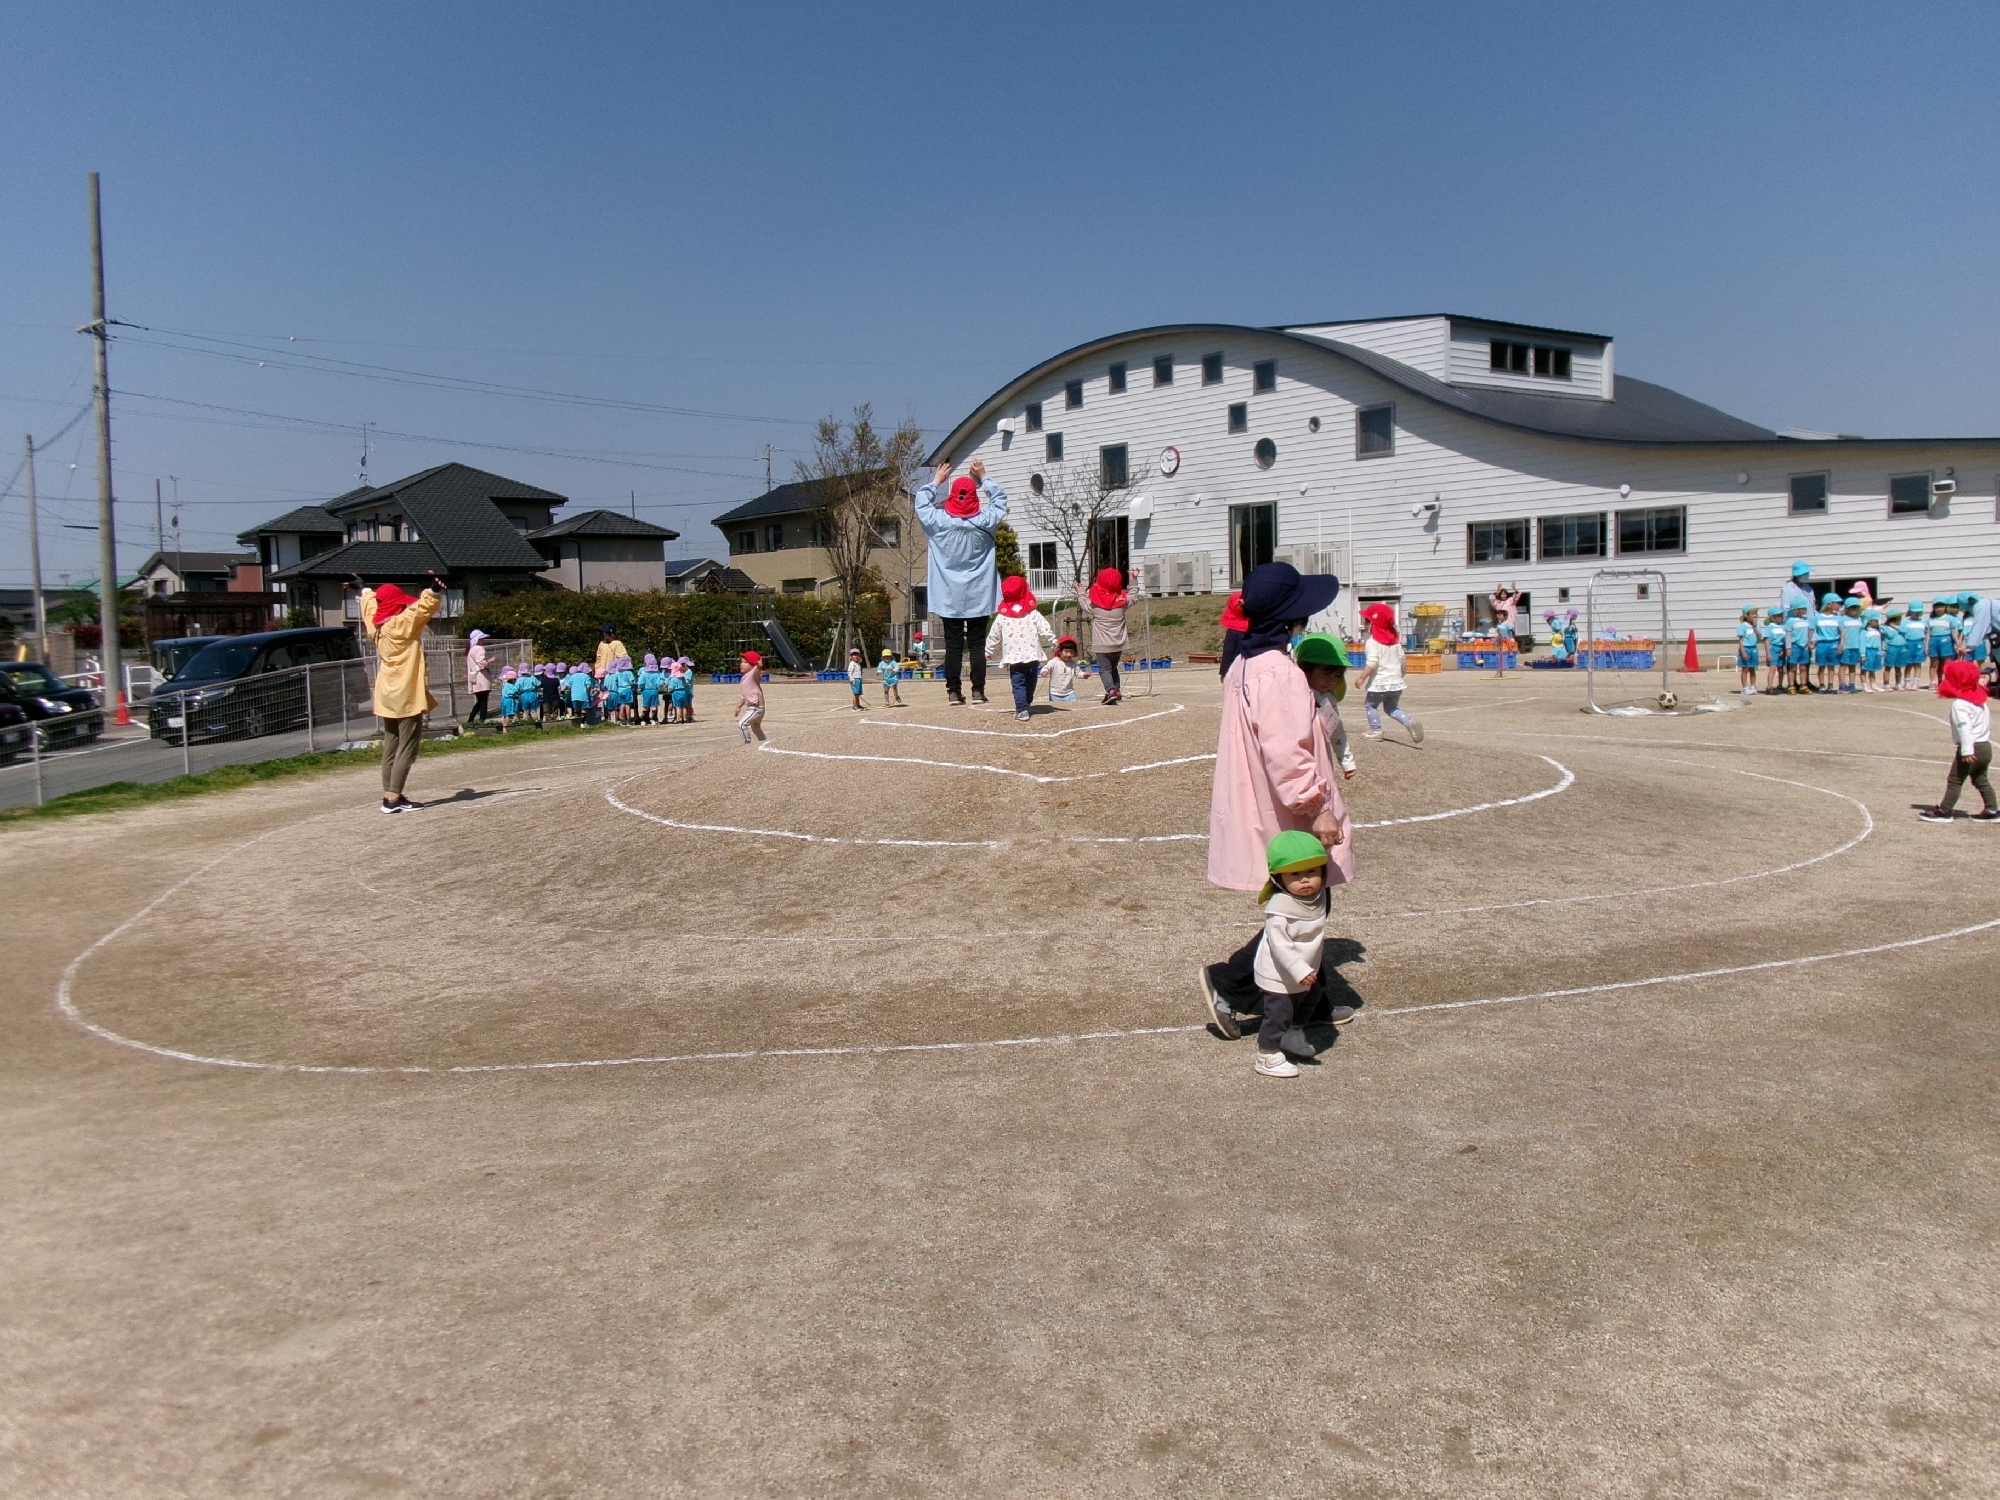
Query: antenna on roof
358 421 374 487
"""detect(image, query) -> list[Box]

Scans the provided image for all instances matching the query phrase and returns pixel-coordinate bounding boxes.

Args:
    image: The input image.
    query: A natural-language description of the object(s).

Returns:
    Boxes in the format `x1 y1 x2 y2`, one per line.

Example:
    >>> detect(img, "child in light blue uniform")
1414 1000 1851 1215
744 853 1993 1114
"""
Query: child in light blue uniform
1786 603 1811 693
1896 602 1925 691
669 658 695 722
1928 599 1958 684
1735 605 1760 695
1812 593 1842 689
516 663 542 719
638 653 667 723
1762 605 1789 693
1837 597 1865 692
565 662 593 719
607 654 637 723
499 666 520 724
1861 608 1884 691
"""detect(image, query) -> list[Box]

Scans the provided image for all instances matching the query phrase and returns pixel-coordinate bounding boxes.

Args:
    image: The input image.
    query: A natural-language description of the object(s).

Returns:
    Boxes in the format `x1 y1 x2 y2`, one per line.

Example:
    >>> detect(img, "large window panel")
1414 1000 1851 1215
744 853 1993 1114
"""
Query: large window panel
1467 519 1531 564
1616 505 1686 554
1538 511 1606 559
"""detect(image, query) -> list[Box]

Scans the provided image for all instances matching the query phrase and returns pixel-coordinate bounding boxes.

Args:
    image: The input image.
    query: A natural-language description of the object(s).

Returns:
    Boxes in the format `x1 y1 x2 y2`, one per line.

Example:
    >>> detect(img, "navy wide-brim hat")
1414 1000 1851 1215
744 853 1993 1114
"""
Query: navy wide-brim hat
1240 561 1340 625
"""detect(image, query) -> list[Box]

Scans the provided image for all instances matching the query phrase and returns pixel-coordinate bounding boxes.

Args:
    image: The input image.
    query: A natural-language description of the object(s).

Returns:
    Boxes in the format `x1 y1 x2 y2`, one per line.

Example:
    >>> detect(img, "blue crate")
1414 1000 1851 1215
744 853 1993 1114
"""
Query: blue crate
1576 650 1656 670
1455 650 1520 669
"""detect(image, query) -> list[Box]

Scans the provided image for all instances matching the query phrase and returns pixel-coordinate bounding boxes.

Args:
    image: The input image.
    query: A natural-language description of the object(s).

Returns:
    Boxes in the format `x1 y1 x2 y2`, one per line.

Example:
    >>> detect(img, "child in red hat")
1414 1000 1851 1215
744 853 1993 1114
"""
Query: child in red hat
735 650 766 743
1919 659 1996 821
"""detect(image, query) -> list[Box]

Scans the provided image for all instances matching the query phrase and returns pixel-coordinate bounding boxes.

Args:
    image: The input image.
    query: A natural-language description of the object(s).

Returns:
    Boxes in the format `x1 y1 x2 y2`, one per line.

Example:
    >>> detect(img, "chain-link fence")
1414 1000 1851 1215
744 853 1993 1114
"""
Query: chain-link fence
0 637 533 811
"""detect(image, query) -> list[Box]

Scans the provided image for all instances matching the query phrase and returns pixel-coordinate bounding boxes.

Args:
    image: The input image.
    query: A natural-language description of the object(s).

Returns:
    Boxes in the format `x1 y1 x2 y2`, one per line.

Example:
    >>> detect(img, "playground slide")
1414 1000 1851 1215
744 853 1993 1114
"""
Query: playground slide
758 618 811 671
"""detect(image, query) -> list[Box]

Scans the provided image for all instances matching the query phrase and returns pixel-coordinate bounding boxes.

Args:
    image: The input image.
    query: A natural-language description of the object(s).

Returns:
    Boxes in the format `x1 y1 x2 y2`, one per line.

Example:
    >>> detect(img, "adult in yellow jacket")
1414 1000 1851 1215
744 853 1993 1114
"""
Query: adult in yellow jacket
353 573 443 812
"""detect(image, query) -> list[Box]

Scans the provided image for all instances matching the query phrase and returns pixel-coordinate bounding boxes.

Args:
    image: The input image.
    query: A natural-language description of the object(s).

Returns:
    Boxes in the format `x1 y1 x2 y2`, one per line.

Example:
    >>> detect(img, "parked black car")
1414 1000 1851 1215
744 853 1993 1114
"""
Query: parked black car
0 661 104 748
0 700 29 764
148 628 365 743
149 636 216 681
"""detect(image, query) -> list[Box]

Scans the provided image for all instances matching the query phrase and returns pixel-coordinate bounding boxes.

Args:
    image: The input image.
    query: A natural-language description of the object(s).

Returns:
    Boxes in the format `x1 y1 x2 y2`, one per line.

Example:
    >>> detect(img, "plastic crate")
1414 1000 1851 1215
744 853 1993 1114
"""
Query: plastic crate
1454 650 1519 669
1576 650 1656 670
1405 652 1444 674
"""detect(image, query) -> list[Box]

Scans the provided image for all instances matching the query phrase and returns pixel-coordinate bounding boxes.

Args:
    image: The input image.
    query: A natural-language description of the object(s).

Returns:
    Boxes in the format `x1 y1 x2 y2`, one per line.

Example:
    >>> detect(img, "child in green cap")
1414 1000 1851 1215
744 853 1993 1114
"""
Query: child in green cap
1248 831 1332 1078
1293 632 1358 779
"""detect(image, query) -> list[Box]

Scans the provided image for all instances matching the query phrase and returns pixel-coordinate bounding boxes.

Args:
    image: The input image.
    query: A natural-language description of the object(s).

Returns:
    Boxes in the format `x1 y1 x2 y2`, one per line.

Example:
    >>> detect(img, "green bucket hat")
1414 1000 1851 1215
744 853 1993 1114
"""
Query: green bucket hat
1292 632 1350 669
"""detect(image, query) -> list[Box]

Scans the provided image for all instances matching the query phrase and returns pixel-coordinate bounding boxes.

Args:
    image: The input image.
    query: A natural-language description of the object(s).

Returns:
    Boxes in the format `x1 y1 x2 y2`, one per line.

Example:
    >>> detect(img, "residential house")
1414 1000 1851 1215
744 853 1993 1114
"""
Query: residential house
247 463 569 630
135 551 260 597
528 509 681 591
710 475 929 635
663 558 757 594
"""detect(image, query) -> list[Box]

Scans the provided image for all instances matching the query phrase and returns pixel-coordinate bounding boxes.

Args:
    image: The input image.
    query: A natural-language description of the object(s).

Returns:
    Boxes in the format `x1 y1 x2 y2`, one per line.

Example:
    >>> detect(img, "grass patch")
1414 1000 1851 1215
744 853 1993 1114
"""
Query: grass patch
1152 613 1185 627
0 722 595 827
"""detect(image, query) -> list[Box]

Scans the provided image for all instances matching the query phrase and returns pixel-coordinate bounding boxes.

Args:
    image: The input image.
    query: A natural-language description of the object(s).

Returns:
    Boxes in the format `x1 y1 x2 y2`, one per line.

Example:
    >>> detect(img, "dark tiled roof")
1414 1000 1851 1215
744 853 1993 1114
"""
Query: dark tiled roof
236 504 344 544
529 508 680 540
318 464 560 570
268 539 450 582
322 464 564 515
664 556 725 579
711 476 840 528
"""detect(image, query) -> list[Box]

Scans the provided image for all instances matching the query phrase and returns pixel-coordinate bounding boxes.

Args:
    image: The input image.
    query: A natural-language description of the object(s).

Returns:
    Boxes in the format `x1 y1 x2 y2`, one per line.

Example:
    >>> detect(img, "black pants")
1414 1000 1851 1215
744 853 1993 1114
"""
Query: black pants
1206 934 1329 1035
466 690 492 724
1008 661 1039 712
942 616 990 696
1940 741 1996 812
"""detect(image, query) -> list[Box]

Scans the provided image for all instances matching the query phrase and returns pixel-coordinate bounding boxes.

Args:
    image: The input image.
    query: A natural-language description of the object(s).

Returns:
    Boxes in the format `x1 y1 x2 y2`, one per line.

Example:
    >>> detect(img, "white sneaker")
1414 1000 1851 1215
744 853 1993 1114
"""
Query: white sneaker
1363 729 1383 740
1407 721 1425 744
1254 1050 1299 1078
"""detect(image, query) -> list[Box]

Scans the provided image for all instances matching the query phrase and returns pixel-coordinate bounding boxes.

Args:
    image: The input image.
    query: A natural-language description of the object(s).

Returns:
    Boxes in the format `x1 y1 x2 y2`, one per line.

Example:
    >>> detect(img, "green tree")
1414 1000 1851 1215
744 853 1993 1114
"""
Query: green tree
993 520 1024 581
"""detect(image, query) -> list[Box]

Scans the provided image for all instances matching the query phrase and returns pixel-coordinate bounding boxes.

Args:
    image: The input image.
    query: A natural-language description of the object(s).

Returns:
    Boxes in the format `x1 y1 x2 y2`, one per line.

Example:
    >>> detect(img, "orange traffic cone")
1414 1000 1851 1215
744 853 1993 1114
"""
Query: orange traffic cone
1682 629 1701 674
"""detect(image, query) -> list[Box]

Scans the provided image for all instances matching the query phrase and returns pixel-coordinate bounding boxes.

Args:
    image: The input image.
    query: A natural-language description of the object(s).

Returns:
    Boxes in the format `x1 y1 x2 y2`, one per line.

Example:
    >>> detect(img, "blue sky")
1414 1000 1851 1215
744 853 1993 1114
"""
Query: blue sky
3 0 1995 587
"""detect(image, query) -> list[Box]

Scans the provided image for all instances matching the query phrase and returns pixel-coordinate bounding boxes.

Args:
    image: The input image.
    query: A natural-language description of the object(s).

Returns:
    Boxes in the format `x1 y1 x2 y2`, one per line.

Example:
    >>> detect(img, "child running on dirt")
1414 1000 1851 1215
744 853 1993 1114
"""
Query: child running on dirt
878 648 905 707
735 650 766 743
1354 603 1424 744
1919 660 1997 822
1039 636 1084 706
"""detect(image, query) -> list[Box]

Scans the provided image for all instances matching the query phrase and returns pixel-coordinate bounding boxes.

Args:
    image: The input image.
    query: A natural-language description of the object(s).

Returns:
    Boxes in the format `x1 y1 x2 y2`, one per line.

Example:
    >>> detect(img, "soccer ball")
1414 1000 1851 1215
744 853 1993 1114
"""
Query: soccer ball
1657 691 1679 710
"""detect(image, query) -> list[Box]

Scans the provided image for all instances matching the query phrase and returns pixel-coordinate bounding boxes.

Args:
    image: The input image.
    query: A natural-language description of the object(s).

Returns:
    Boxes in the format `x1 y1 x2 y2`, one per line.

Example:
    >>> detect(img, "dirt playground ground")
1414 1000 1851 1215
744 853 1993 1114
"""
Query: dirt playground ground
4 664 1997 1497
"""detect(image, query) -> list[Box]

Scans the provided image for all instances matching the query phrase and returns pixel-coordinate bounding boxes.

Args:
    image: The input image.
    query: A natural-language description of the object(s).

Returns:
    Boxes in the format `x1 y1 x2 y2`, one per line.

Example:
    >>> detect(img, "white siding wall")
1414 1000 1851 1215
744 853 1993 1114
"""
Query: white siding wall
1284 318 1449 378
1447 323 1612 399
942 331 2000 639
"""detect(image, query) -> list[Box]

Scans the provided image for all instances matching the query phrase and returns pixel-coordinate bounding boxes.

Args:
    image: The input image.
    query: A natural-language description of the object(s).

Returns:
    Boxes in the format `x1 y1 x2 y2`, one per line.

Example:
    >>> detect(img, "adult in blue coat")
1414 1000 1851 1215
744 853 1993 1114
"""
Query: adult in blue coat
915 459 1009 705
1778 560 1816 619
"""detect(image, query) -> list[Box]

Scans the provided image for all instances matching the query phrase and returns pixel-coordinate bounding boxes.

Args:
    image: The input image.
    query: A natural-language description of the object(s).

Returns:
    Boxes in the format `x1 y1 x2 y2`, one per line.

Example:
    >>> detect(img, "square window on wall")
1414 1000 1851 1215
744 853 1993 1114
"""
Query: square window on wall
1065 379 1084 410
1108 362 1126 393
1888 474 1932 515
1467 519 1531 564
1356 403 1395 458
1045 432 1064 462
1153 354 1174 386
1024 402 1042 433
1100 444 1129 490
1788 473 1828 514
1616 505 1686 554
1201 352 1224 385
1227 402 1248 434
1253 360 1276 393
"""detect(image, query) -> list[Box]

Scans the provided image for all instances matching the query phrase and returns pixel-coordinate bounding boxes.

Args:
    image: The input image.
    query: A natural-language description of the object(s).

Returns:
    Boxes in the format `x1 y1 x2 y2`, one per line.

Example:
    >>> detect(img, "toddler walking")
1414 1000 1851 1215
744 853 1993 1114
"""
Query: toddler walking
1039 636 1084 706
735 650 767 743
878 647 905 706
846 647 869 711
1918 660 1997 822
1248 832 1333 1079
1354 604 1424 744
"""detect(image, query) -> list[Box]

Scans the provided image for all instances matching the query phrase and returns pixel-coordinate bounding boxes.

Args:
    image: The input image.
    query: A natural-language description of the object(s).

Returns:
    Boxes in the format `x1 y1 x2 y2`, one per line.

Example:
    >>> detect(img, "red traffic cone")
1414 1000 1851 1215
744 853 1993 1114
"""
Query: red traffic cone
1682 629 1702 674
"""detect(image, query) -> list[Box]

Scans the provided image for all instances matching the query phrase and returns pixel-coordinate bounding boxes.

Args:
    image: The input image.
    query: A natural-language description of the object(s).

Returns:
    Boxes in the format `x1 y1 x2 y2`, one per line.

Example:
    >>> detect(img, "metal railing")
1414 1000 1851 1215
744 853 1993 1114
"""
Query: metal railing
0 637 536 811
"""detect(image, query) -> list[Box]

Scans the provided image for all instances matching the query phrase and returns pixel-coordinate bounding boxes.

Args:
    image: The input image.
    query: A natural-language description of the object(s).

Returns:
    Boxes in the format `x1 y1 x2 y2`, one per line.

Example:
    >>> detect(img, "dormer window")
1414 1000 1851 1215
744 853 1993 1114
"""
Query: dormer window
1490 340 1571 380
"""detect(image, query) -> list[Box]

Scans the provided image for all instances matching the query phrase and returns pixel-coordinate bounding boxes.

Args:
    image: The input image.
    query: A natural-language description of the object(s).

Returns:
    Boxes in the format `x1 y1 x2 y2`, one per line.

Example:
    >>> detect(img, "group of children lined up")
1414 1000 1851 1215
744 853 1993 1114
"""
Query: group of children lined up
494 654 698 727
1736 592 1991 696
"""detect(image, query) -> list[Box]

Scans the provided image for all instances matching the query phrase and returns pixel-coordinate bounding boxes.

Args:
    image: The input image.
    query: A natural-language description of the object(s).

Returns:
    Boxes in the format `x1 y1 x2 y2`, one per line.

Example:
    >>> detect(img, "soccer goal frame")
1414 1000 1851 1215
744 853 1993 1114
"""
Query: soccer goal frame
1584 567 1672 715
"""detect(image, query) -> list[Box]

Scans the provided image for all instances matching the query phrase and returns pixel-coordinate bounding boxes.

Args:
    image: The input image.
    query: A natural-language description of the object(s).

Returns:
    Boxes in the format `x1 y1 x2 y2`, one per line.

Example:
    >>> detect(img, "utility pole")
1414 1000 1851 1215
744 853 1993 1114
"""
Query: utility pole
358 422 373 487
25 436 48 661
629 489 637 518
763 444 773 493
81 171 124 718
155 477 165 557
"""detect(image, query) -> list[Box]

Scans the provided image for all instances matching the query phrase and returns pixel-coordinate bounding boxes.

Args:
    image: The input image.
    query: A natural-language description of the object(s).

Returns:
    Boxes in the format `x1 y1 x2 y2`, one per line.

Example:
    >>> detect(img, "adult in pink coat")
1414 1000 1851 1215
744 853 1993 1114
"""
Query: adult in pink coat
1207 562 1347 891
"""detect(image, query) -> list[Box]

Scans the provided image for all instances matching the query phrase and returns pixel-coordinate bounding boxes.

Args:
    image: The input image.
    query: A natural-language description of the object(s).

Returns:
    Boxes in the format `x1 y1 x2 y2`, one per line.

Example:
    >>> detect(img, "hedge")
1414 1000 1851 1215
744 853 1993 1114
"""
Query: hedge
459 588 890 671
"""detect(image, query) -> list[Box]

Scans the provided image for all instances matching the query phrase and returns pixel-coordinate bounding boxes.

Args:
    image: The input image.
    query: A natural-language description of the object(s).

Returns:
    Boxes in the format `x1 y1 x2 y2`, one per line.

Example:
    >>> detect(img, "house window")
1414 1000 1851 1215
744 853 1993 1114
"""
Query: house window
1108 362 1127 394
912 585 927 620
1201 352 1224 385
811 519 830 548
1888 474 1932 516
1491 339 1570 379
871 515 900 547
1152 355 1174 386
764 523 786 551
1468 519 1531 564
1045 433 1064 462
1227 402 1248 434
1356 403 1395 458
1617 505 1686 554
1253 437 1277 468
1789 473 1830 514
782 577 816 595
1491 340 1529 373
1024 402 1042 433
1065 379 1084 410
1253 359 1276 393
1532 346 1572 379
1228 502 1276 586
733 529 756 555
1100 443 1129 490
1028 541 1060 593
1538 512 1607 559
1029 473 1045 494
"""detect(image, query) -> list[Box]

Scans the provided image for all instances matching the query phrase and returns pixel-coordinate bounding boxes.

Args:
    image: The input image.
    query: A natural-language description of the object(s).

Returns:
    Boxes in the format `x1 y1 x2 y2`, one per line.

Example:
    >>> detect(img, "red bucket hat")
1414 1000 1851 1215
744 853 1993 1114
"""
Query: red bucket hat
1938 658 1988 706
1088 567 1128 610
943 476 981 518
371 582 417 622
997 574 1038 617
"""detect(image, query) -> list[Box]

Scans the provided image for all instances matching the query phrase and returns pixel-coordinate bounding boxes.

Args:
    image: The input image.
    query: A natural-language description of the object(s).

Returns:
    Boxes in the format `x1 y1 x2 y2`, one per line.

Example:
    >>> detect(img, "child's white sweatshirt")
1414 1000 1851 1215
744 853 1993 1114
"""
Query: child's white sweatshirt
1253 887 1328 995
1950 697 1991 754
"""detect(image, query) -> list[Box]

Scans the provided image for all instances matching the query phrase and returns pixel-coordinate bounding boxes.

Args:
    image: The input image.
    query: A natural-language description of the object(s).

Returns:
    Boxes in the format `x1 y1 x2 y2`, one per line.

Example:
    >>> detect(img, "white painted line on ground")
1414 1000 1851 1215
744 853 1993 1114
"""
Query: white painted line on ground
1353 756 1573 828
753 743 1215 783
858 704 1187 738
1455 730 1939 766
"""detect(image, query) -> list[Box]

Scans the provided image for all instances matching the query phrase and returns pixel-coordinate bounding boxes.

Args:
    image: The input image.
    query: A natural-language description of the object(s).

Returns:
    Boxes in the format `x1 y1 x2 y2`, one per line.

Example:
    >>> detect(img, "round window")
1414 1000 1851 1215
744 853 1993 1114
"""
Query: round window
1029 473 1045 495
1253 438 1277 469
1307 416 1322 433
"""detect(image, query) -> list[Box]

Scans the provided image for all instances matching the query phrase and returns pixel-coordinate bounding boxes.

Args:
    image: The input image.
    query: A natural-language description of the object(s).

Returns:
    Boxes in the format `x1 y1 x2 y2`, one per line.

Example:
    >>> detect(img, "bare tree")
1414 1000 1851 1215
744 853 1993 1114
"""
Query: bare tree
795 404 927 659
1017 459 1129 638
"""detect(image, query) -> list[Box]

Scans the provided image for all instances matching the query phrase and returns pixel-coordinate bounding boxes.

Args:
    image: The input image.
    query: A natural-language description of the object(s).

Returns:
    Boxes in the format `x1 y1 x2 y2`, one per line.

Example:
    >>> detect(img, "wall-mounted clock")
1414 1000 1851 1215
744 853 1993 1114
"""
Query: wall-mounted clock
1158 446 1181 476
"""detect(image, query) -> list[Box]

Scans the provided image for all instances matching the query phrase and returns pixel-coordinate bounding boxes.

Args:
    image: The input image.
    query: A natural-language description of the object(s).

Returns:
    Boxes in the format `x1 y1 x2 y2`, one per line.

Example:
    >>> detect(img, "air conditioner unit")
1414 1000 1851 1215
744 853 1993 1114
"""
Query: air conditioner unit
1932 479 1957 497
1141 560 1164 596
997 417 1017 435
